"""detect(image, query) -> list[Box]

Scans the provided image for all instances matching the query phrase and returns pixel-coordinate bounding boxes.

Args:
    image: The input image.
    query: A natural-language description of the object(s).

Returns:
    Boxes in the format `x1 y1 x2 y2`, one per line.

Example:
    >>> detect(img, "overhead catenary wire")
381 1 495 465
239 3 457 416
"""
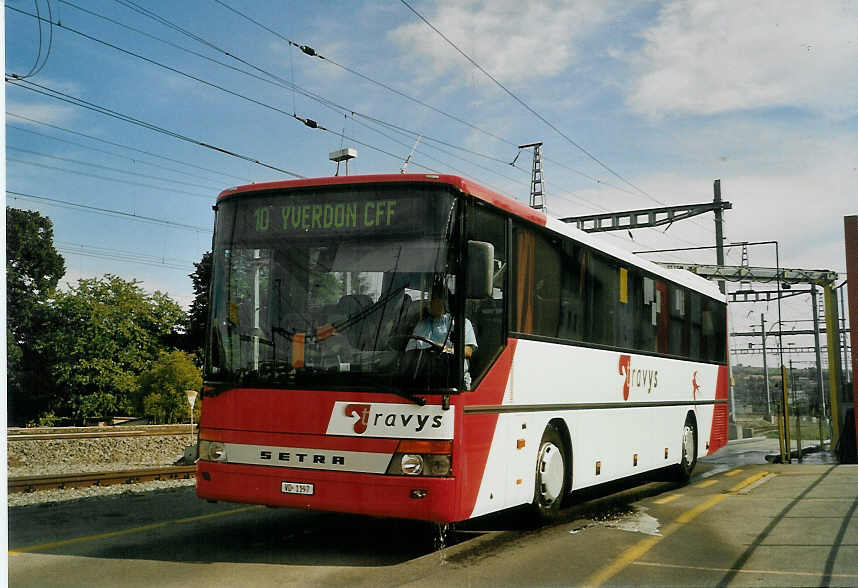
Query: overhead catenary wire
9 4 715 253
202 1 717 241
7 190 212 233
6 115 251 185
209 0 644 202
397 0 658 203
56 0 623 211
24 2 652 217
395 1 720 241
12 0 54 79
5 77 305 179
54 2 533 179
7 156 214 200
57 241 195 271
7 146 224 192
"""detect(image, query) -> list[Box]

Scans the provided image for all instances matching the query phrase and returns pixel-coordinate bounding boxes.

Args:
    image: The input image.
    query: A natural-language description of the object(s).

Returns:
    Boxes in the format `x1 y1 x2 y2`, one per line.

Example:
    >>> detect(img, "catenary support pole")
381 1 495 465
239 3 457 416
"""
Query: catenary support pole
812 285 827 448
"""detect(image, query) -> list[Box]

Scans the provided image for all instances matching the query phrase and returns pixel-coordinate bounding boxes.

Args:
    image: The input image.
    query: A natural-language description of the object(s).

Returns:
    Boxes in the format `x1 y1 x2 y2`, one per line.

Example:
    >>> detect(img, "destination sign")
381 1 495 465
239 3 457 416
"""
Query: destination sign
255 199 398 233
217 186 455 243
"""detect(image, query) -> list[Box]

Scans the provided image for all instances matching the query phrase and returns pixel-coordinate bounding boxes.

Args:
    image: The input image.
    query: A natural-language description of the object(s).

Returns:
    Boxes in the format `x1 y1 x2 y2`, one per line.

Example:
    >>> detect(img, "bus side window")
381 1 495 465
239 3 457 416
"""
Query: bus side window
466 203 507 388
689 292 702 360
702 297 727 362
669 286 688 357
585 253 618 346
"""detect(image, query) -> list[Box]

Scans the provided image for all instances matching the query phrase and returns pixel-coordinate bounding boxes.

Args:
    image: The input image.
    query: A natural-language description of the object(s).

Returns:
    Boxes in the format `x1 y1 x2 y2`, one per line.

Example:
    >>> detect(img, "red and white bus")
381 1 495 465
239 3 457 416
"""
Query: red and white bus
196 174 728 522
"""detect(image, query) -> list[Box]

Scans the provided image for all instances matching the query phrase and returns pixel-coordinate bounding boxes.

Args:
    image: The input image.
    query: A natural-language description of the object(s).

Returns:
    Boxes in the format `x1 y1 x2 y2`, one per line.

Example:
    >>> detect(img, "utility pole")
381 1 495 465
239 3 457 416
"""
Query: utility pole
714 180 726 294
517 142 545 212
791 359 802 462
811 285 828 447
761 313 772 420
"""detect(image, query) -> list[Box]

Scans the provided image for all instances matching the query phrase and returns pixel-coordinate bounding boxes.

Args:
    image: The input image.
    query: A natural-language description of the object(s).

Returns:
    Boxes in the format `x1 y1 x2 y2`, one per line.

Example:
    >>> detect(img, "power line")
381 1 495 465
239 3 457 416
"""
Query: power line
29 2 643 215
398 0 658 203
57 241 195 271
5 77 304 179
7 146 223 192
208 0 646 203
13 0 54 79
7 190 212 232
6 116 248 185
7 157 214 199
84 0 614 209
93 2 533 179
9 5 715 251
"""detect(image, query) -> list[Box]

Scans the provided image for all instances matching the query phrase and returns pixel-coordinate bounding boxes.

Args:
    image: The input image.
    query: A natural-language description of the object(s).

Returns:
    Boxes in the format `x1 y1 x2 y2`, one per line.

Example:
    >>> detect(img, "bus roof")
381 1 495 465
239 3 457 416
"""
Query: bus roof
217 173 725 302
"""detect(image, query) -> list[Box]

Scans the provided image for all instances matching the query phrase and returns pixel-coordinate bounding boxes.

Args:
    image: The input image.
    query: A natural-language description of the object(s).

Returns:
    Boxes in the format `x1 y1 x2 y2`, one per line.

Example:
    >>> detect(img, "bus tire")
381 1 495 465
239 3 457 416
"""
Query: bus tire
674 418 697 484
531 425 568 521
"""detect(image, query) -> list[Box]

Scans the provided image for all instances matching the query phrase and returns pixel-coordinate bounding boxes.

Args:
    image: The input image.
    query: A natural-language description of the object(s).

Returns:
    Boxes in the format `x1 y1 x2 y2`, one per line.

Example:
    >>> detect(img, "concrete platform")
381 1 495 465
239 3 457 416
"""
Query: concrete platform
594 463 858 586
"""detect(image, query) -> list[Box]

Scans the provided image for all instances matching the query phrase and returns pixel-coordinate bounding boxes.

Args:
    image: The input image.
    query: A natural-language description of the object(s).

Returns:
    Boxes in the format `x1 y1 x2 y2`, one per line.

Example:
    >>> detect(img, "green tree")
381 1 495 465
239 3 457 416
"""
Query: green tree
136 350 202 424
186 251 212 356
38 275 187 423
6 207 65 425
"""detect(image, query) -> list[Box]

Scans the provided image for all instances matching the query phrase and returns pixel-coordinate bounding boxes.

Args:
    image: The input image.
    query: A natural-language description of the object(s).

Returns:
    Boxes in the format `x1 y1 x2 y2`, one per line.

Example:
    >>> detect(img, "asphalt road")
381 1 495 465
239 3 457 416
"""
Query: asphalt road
9 442 858 587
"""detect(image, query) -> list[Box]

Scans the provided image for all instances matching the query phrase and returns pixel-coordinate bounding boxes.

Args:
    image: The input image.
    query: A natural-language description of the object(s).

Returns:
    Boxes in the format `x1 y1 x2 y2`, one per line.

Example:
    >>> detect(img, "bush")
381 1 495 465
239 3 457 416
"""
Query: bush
137 350 202 424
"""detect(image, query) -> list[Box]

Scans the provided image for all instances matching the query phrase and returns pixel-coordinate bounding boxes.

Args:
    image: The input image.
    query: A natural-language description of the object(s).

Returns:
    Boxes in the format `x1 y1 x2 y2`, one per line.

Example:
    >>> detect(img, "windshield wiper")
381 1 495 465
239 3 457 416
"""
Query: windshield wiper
376 383 426 406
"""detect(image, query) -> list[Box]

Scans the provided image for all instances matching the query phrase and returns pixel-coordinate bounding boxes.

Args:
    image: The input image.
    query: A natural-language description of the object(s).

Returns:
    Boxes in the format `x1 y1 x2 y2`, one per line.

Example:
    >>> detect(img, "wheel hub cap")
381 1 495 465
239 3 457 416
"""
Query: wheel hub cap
538 442 564 504
682 425 694 463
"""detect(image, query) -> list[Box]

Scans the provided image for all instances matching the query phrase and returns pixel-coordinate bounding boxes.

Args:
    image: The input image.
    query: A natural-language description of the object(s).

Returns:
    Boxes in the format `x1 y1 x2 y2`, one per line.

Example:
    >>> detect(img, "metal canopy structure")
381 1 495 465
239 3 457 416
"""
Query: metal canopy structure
559 200 731 233
655 263 839 287
731 346 851 356
658 261 844 454
728 289 810 303
731 328 849 338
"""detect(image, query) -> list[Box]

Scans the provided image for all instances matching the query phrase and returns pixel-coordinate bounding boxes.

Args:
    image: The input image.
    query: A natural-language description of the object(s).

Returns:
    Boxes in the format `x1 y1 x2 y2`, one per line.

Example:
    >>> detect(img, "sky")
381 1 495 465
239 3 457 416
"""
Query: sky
4 0 857 369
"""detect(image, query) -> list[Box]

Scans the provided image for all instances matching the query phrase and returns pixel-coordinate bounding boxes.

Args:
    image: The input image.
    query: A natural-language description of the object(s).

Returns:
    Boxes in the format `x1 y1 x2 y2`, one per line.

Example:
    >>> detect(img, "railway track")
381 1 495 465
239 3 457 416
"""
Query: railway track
8 465 197 494
8 425 197 441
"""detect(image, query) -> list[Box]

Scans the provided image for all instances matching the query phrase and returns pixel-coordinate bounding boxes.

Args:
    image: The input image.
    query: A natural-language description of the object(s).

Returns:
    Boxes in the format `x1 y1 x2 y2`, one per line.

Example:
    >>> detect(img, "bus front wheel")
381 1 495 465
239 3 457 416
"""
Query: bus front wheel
674 418 697 483
531 425 568 521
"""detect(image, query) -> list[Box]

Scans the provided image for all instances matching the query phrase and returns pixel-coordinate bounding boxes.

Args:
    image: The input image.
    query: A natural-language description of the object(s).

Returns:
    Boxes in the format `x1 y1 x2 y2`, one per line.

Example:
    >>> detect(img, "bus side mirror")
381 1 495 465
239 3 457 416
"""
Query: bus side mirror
466 241 494 299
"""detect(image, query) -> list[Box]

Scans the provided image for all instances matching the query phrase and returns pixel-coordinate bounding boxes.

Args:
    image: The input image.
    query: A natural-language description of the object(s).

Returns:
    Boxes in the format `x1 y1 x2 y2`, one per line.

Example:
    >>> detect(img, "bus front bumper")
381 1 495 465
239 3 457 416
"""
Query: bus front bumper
196 461 461 522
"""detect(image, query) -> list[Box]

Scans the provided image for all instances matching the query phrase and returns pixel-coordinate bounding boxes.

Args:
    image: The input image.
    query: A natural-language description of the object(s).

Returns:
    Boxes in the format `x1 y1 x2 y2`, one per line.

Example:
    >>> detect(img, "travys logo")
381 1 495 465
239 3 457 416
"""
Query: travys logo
618 354 659 400
344 404 372 434
326 402 454 439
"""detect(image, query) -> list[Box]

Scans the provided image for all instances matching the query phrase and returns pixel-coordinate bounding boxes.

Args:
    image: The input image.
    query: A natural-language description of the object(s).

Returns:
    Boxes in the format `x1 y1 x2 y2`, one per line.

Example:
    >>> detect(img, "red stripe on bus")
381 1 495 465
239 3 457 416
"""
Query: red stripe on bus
707 364 730 455
458 339 518 520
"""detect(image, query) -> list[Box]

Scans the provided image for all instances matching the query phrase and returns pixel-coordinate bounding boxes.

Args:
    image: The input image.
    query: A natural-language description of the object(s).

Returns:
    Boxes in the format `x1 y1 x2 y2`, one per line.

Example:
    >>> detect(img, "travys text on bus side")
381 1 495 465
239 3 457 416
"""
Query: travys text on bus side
253 199 398 234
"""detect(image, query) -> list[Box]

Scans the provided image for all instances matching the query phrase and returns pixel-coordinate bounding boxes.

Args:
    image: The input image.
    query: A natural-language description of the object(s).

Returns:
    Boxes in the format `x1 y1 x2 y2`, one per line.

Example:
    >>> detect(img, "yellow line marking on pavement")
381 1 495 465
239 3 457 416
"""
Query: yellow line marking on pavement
653 494 683 505
9 505 262 556
632 560 858 579
693 479 717 488
724 468 744 476
583 472 769 587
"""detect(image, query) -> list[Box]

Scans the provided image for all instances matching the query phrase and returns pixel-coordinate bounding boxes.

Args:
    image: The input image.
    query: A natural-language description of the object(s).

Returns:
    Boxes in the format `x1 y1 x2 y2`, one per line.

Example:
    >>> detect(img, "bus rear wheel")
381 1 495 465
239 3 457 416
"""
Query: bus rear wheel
674 418 697 484
531 426 568 521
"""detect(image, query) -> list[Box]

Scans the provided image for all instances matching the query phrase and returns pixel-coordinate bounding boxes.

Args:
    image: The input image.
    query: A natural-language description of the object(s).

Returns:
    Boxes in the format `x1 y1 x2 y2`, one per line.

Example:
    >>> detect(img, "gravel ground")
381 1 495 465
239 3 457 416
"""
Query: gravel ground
8 433 196 508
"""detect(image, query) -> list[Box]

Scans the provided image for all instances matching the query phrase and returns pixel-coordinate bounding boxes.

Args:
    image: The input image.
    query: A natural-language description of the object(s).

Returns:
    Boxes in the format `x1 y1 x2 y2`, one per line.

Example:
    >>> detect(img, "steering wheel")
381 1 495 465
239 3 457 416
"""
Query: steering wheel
387 334 448 353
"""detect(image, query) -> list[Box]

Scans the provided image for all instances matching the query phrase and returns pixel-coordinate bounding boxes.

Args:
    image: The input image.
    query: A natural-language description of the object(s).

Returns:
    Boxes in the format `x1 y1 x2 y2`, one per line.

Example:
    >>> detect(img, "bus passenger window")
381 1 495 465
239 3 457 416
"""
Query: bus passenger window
669 286 688 357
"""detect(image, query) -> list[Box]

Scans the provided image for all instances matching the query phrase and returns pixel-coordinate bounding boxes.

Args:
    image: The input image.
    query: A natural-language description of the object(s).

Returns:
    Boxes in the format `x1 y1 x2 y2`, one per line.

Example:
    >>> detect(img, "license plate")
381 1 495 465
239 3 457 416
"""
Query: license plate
281 481 314 495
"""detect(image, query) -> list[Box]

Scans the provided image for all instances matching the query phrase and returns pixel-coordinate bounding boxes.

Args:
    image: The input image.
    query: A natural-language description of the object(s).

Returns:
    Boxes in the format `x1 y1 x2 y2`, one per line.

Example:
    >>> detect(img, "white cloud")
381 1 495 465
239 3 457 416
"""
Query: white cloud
627 1 858 118
389 0 624 86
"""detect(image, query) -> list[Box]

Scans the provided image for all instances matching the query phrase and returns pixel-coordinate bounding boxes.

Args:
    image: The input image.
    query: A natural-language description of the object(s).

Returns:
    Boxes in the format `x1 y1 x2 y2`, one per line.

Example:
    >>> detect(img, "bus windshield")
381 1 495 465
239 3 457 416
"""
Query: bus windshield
207 185 460 392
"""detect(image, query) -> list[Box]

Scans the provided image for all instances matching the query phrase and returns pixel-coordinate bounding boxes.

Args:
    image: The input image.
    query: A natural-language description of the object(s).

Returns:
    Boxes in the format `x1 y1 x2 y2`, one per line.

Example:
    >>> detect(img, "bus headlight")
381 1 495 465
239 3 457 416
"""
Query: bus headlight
199 440 227 462
386 440 452 477
423 455 452 476
400 454 424 475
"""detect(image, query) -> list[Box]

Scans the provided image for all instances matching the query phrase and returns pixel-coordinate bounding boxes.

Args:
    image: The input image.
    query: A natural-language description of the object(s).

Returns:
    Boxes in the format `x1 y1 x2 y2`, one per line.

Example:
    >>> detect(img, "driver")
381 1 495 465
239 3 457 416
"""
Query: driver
405 283 478 389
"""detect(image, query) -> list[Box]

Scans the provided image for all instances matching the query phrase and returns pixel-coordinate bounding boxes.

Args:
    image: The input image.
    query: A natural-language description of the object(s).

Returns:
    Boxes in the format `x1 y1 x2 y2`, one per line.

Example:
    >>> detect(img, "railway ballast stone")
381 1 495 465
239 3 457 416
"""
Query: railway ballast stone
8 434 193 478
